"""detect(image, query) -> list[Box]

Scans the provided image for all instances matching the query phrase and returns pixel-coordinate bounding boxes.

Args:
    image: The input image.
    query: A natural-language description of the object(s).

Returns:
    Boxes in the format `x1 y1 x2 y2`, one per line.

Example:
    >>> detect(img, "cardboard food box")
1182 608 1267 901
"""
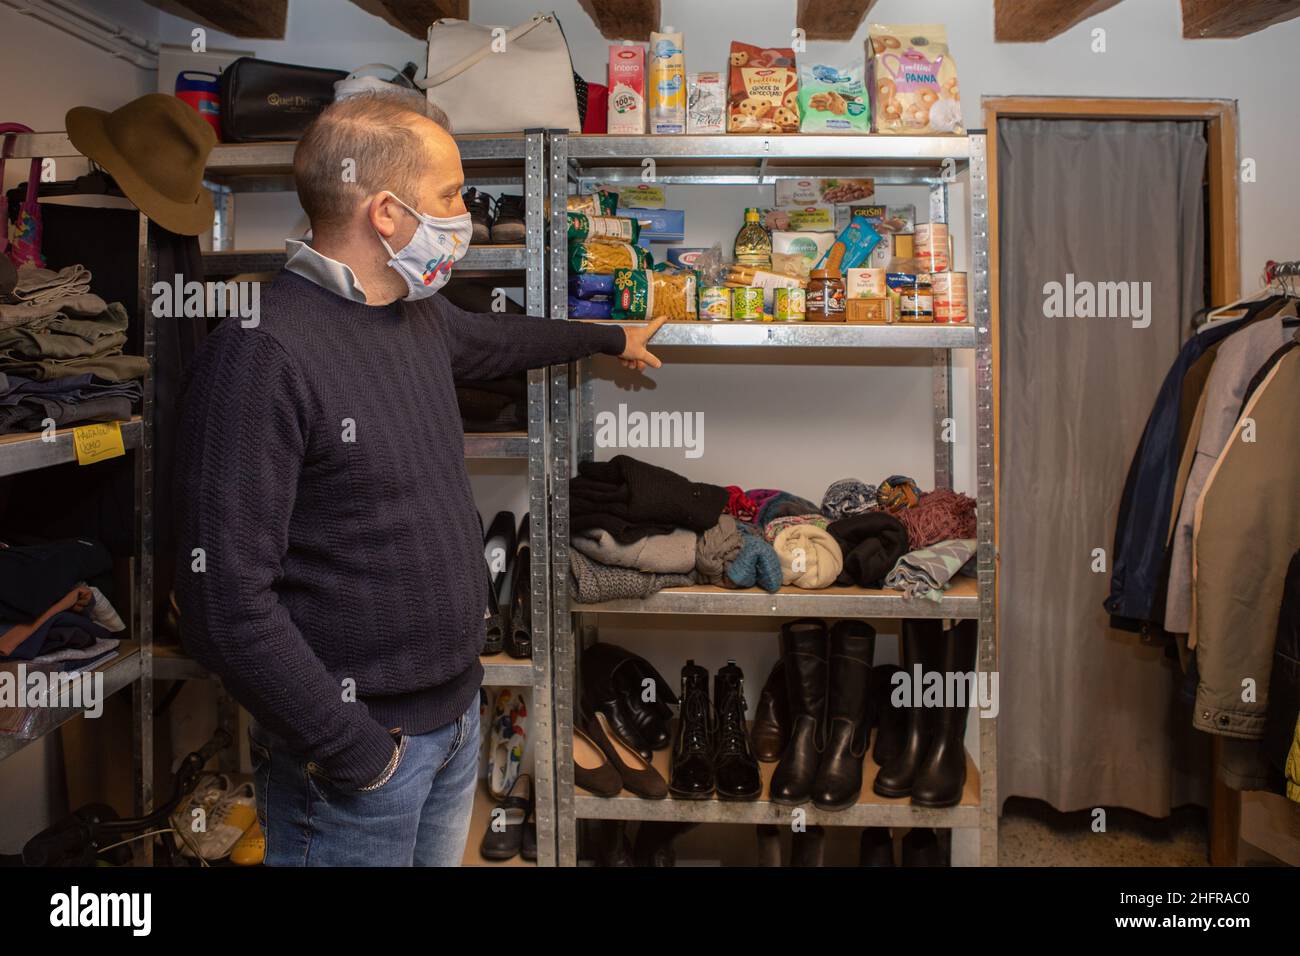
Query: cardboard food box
608 45 646 134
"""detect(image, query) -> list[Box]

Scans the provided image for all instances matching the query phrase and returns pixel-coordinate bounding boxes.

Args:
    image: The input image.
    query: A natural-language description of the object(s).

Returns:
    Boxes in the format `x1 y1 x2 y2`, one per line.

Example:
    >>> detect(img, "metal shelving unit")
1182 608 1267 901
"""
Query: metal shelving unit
548 133 997 867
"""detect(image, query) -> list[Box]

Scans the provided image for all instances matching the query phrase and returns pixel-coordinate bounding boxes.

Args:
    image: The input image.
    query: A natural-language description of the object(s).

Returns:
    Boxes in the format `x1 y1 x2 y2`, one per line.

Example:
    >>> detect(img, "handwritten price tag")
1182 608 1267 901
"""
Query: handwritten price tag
73 422 126 466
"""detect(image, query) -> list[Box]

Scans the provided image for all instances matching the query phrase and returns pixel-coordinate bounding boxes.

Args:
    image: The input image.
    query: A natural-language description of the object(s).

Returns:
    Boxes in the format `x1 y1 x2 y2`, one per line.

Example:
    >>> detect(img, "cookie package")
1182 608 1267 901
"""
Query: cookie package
867 24 963 135
727 41 799 134
798 63 870 134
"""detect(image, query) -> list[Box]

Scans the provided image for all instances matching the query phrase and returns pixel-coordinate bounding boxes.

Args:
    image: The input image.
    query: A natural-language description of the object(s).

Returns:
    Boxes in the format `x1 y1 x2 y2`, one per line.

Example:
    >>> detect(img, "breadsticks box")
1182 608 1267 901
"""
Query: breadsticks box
608 45 646 134
867 24 963 135
727 41 799 134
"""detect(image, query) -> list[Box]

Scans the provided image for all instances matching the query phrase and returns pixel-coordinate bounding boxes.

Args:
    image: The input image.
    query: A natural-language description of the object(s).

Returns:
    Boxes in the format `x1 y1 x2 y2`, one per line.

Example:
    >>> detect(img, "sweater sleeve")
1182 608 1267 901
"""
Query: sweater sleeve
434 295 627 381
174 326 396 789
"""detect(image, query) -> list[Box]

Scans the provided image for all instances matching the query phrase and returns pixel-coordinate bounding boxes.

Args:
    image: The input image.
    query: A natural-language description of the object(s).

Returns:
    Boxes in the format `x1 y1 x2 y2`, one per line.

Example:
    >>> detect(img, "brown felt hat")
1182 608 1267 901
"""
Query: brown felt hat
66 94 216 236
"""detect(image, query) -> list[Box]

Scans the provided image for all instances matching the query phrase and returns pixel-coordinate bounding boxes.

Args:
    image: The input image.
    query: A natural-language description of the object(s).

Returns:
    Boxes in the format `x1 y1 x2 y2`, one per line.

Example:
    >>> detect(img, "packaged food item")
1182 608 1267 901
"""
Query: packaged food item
798 63 870 133
611 267 697 321
807 269 846 321
615 184 664 208
569 296 613 320
648 30 686 134
608 44 647 134
777 206 836 232
687 72 726 133
567 190 619 217
700 286 731 320
774 287 806 321
666 247 710 269
772 231 836 280
816 213 882 274
895 273 934 322
846 297 890 323
567 212 640 244
775 178 874 206
727 41 799 134
731 287 764 320
734 207 772 269
723 264 804 293
570 240 652 275
868 24 963 135
915 222 950 273
846 267 887 298
623 207 685 243
569 273 616 299
931 271 967 323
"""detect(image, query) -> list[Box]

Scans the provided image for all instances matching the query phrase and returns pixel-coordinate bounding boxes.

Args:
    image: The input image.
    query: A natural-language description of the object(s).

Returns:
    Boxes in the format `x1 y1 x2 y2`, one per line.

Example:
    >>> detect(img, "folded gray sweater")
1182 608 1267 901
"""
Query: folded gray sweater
569 549 696 604
571 526 698 573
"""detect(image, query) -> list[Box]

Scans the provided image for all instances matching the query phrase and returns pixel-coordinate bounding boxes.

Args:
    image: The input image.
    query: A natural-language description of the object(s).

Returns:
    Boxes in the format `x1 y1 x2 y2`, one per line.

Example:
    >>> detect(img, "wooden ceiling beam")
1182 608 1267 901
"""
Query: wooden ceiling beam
796 0 880 41
346 0 468 39
1181 0 1300 38
576 0 660 42
994 0 1126 42
140 0 287 38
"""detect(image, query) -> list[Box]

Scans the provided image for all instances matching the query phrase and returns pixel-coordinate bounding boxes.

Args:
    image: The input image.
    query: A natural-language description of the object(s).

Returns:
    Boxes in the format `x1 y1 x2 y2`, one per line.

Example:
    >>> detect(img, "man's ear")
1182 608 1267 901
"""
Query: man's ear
369 191 400 240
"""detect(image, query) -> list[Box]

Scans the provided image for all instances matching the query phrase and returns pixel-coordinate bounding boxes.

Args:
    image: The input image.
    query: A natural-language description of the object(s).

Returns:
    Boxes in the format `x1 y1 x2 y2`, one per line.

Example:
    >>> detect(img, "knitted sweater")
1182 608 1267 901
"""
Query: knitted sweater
175 269 625 788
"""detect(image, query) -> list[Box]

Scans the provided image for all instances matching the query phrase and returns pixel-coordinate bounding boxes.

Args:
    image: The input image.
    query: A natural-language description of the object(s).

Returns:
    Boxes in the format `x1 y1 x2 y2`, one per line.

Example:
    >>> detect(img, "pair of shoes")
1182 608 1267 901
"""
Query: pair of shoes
872 619 978 808
580 643 676 760
579 710 667 799
170 774 258 860
770 619 876 810
486 688 527 799
463 187 525 245
669 660 761 800
481 511 533 659
480 773 536 861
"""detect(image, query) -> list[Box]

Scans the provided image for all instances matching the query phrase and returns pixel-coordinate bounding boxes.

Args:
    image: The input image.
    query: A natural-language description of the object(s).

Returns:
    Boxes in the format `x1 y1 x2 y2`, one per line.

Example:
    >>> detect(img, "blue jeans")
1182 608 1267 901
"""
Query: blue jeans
248 698 480 866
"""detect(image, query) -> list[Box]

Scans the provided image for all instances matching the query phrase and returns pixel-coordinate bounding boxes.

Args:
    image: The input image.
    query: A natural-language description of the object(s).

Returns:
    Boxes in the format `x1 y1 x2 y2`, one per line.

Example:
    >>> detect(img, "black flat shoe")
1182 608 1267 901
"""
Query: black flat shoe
479 773 531 861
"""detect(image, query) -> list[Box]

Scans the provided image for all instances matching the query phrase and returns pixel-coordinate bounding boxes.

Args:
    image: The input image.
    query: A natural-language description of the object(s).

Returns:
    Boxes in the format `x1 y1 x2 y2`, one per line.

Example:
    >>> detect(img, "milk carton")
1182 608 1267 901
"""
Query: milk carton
608 45 646 134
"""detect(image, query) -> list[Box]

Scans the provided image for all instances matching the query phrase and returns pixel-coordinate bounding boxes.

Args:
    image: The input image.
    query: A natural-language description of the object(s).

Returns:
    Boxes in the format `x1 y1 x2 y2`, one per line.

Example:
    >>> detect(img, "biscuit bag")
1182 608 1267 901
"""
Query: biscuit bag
798 64 870 133
727 41 799 134
867 24 963 135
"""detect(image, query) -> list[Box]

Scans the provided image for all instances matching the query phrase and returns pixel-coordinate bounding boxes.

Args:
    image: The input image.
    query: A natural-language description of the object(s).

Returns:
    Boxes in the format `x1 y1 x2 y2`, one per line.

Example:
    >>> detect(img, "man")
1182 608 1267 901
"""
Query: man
174 92 664 866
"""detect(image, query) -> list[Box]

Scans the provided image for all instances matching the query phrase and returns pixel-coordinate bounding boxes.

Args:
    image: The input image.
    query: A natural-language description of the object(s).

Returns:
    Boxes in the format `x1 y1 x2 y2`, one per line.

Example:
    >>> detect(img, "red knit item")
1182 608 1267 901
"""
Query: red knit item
898 490 976 550
725 485 757 522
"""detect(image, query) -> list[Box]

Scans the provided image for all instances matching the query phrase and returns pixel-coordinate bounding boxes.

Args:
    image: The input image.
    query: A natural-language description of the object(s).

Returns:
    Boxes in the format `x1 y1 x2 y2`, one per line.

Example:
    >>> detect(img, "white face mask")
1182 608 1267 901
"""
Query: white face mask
376 191 473 300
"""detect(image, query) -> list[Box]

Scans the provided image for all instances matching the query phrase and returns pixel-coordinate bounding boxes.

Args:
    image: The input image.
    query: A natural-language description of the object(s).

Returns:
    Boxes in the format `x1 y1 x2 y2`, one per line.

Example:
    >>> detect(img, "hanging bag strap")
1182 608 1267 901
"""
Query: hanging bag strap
419 16 551 89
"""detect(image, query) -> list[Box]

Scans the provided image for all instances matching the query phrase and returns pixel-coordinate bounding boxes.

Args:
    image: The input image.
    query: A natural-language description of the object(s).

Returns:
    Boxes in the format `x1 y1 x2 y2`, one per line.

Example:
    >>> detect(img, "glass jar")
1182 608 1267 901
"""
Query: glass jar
807 268 846 321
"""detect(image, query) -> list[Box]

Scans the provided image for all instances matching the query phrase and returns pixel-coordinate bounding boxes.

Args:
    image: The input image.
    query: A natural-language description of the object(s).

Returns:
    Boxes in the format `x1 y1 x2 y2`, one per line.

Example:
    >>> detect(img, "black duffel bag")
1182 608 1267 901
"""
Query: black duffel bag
219 57 347 142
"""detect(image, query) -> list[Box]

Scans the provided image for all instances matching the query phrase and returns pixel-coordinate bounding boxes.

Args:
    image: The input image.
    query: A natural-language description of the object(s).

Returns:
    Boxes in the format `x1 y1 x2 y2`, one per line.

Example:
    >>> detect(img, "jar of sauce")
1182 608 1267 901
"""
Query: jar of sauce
807 268 845 321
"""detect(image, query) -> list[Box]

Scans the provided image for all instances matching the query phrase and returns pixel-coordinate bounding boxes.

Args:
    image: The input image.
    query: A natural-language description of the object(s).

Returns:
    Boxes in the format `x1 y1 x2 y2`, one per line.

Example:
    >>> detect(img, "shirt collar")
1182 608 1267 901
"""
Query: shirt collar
283 238 369 303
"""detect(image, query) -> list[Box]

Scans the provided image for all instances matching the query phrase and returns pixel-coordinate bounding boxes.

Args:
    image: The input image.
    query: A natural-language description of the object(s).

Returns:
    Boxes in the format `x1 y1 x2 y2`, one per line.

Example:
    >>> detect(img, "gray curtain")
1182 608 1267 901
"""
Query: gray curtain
998 119 1210 817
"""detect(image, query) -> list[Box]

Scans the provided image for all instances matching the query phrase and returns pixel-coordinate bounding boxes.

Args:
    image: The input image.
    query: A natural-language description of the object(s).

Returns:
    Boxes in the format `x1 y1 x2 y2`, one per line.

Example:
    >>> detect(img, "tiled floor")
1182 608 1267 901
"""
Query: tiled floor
998 798 1209 866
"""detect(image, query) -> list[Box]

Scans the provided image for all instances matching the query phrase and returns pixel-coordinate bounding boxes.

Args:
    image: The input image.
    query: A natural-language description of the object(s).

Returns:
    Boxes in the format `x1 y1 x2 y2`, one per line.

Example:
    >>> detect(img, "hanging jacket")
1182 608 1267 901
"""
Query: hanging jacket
1105 296 1285 631
1265 549 1300 787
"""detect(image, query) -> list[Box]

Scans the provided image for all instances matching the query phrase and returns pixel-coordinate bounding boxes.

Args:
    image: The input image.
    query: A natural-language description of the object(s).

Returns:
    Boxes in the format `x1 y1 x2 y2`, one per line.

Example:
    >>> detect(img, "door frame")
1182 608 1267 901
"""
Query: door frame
982 96 1243 866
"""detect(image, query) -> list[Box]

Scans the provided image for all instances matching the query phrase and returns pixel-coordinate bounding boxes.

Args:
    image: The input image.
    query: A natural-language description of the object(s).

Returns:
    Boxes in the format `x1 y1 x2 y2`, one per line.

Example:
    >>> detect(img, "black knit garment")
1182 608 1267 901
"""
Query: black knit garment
175 269 625 788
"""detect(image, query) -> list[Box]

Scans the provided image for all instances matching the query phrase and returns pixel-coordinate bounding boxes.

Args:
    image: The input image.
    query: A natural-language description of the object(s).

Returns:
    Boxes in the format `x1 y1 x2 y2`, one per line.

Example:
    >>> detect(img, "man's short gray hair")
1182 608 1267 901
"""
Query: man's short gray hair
294 90 452 230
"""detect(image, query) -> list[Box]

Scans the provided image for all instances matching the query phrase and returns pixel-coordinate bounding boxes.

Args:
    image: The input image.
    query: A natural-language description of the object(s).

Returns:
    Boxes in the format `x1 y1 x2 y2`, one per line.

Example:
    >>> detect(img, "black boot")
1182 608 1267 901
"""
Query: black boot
858 827 895 867
756 824 782 867
750 659 788 762
872 619 944 798
789 825 824 867
632 821 695 866
813 620 875 810
714 661 761 800
505 514 532 659
901 827 945 867
912 620 979 807
870 664 905 766
770 619 829 805
669 661 715 799
593 820 633 867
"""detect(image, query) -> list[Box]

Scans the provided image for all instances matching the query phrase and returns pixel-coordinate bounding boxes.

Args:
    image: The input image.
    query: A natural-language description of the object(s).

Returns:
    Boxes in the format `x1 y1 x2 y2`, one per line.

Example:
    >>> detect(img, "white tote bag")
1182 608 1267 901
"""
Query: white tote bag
423 14 580 134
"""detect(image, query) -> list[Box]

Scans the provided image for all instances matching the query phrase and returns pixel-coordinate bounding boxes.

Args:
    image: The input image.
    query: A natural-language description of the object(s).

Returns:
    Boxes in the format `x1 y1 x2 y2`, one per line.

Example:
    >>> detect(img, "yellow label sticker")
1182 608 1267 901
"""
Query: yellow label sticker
615 184 666 209
73 422 126 466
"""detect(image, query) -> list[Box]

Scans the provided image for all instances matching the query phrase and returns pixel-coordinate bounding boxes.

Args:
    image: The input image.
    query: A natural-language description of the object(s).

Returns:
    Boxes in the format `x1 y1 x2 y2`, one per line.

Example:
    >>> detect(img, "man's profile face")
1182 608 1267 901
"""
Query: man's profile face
385 119 468 252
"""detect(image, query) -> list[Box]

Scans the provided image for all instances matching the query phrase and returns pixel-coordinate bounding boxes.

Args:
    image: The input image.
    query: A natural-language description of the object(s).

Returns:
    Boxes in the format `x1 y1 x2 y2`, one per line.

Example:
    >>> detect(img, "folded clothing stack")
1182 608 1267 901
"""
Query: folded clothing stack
0 265 146 435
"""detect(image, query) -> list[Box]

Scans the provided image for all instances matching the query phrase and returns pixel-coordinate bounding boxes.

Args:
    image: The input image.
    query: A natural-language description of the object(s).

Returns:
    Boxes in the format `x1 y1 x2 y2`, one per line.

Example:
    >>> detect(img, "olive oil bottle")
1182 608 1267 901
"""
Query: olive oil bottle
734 207 772 269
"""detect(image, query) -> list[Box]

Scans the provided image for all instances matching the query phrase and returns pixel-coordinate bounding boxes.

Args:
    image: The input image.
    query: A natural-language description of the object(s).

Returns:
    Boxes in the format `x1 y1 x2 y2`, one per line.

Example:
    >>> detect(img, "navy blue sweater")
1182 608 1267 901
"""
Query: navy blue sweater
175 269 625 788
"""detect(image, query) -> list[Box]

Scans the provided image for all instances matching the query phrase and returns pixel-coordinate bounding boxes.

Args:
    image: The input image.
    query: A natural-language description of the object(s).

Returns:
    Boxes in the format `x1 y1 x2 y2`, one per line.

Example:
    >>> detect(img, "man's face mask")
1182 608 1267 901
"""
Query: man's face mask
376 191 472 300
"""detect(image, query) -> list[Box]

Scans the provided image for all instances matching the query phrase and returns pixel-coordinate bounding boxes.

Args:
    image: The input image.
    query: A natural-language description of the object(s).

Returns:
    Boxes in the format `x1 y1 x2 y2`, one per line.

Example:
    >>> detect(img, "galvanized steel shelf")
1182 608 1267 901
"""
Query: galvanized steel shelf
462 431 530 459
549 131 998 866
0 417 143 478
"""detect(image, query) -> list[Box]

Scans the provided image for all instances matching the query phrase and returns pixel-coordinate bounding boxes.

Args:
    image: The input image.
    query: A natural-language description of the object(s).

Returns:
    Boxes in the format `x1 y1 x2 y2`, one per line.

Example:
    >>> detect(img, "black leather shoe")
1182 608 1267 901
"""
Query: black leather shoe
581 643 676 760
813 620 875 810
911 619 979 808
669 661 715 799
632 821 695 867
873 619 943 798
505 514 532 659
789 825 825 867
479 773 531 861
481 556 504 656
593 820 634 867
859 826 895 866
870 664 906 766
750 658 788 762
901 827 945 867
713 661 761 800
770 619 829 806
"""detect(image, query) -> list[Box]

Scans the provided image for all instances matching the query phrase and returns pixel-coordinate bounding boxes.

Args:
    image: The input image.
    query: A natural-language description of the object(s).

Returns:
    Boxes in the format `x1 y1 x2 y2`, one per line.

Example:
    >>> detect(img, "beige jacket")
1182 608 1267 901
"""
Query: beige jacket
1193 346 1300 741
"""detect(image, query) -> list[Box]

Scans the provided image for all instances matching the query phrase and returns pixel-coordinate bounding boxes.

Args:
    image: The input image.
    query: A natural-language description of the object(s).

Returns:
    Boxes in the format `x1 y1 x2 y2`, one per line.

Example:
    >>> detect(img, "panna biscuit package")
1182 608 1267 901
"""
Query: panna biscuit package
867 24 963 134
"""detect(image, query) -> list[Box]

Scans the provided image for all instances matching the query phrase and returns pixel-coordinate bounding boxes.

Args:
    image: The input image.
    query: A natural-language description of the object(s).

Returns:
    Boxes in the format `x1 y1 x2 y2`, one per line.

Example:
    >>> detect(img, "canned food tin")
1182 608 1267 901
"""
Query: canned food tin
930 271 967 324
773 287 806 321
914 223 950 274
731 287 764 321
700 286 731 320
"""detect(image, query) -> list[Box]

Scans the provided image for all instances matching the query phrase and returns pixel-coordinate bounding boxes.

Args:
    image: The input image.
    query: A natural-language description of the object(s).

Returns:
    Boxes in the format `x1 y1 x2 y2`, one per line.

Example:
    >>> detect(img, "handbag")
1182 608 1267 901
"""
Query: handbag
0 123 45 269
218 57 348 142
422 14 580 134
334 63 418 100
